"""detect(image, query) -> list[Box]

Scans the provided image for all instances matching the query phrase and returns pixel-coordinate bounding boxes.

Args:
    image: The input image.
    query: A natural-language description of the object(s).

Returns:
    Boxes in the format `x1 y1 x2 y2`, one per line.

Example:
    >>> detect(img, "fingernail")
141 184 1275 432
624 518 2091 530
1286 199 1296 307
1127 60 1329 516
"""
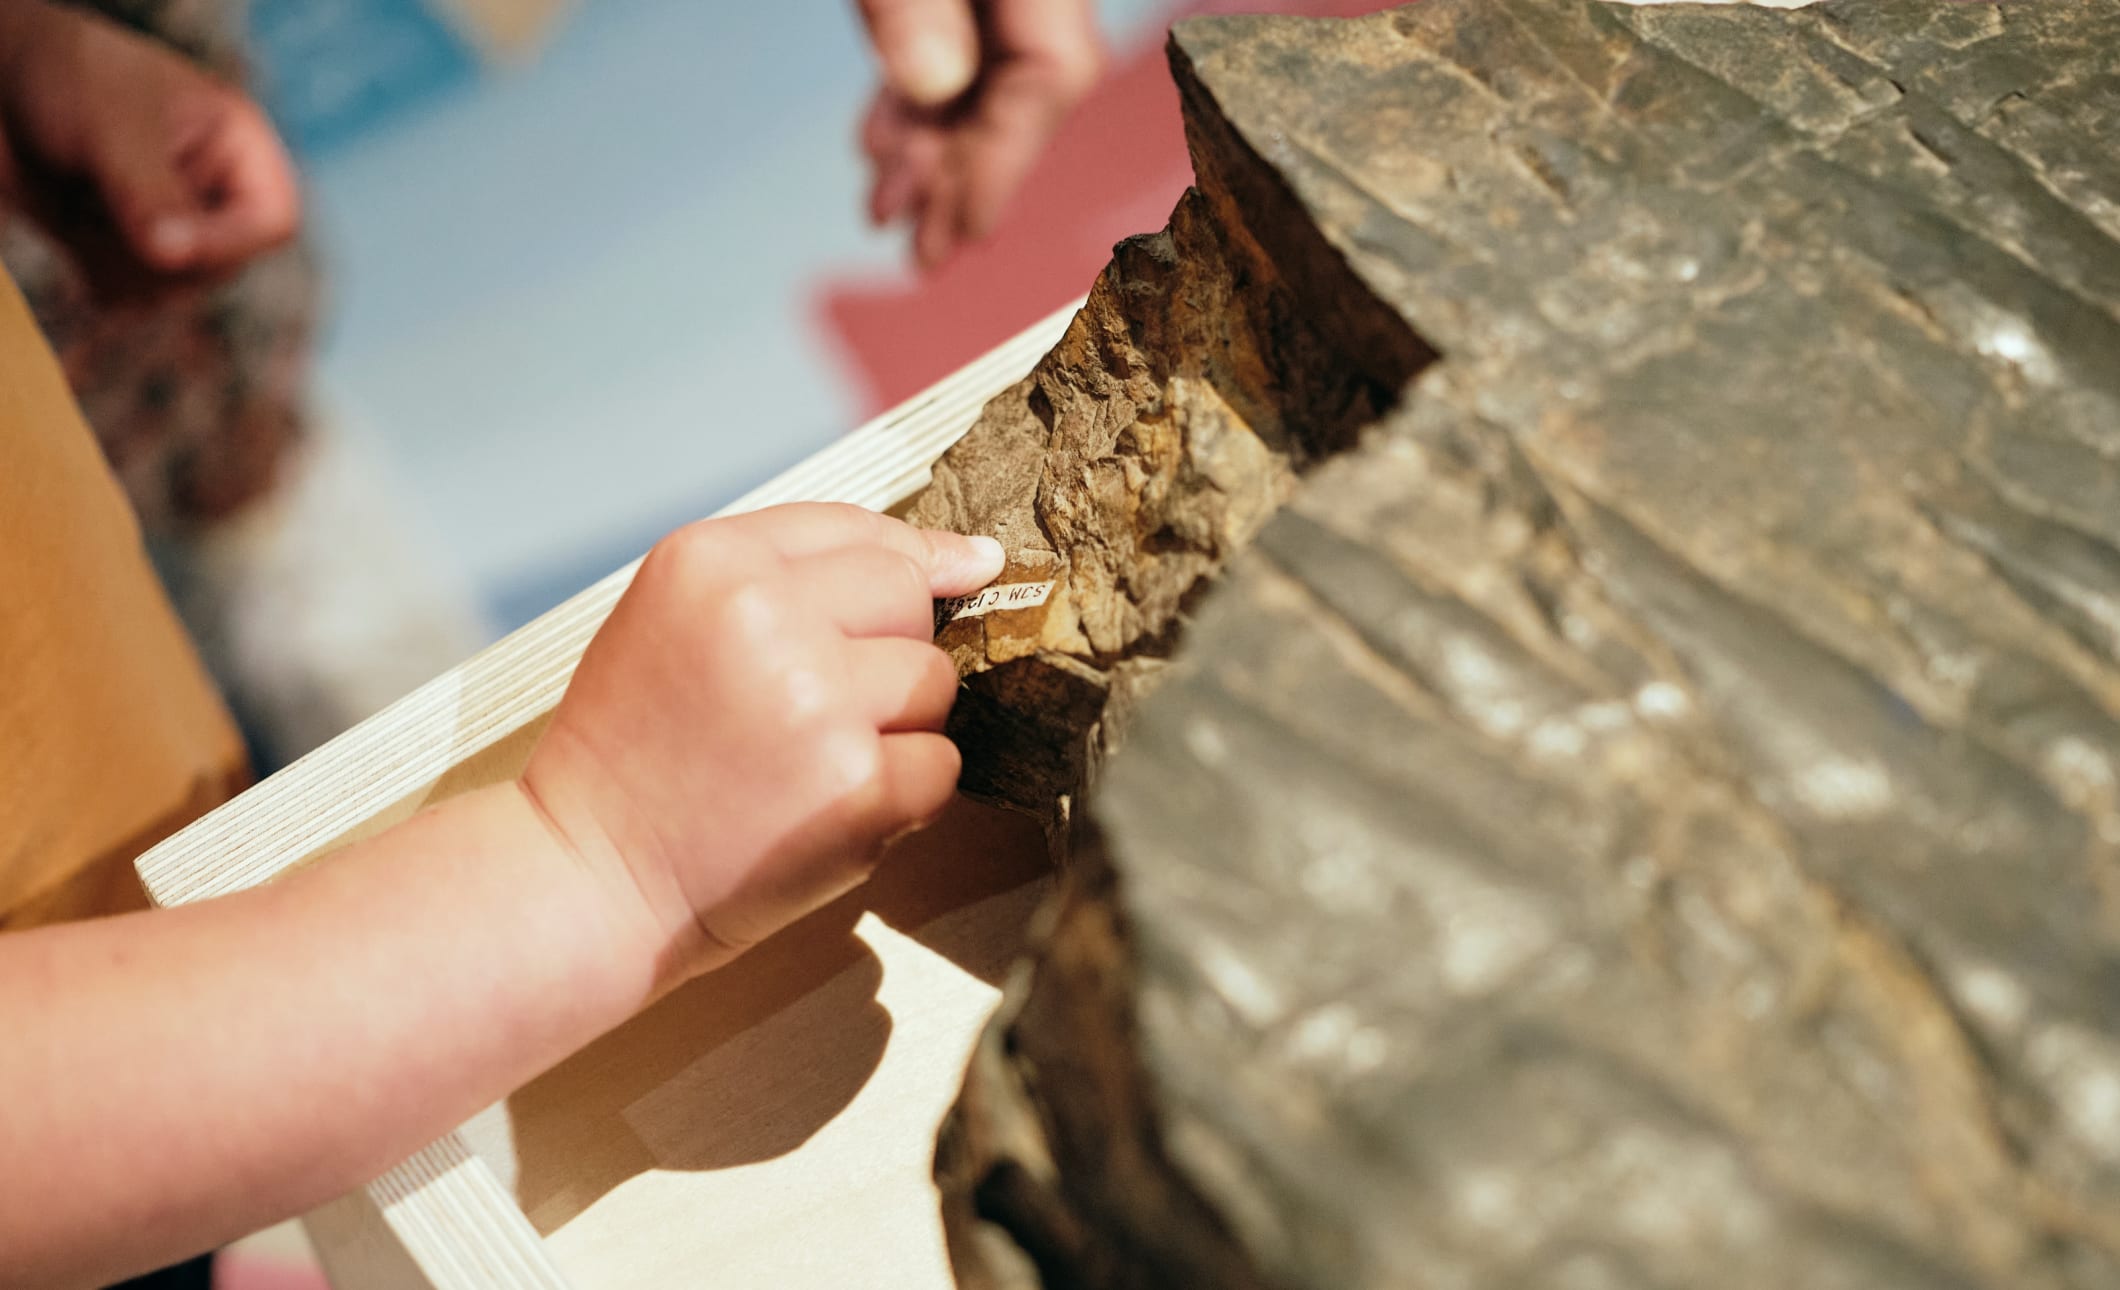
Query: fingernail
150 217 197 262
933 533 1005 591
883 813 941 850
872 168 911 226
898 31 974 106
916 217 952 271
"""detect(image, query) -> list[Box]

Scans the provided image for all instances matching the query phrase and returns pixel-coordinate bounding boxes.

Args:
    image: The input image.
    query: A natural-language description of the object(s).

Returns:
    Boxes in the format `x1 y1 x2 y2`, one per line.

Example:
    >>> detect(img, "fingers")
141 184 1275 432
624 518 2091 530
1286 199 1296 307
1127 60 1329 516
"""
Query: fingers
952 63 1074 246
176 97 300 269
877 731 963 830
714 503 1003 596
871 150 919 229
862 94 911 225
789 546 938 641
854 0 979 108
913 160 966 271
861 90 906 161
989 0 1102 94
863 92 945 228
923 528 1006 595
713 502 914 564
953 0 1099 247
98 120 206 273
867 0 1104 268
846 637 960 732
96 80 298 276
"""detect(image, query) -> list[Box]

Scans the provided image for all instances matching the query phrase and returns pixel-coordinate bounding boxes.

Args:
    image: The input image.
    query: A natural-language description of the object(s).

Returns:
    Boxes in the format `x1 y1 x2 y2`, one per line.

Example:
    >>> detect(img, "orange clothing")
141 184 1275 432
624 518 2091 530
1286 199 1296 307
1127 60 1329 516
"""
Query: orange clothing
0 270 247 929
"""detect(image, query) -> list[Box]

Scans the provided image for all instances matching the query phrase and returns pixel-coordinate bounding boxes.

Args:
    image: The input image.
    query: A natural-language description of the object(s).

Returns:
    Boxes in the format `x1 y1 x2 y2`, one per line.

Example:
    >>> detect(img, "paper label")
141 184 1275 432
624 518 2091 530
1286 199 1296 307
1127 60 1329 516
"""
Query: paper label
936 580 1056 626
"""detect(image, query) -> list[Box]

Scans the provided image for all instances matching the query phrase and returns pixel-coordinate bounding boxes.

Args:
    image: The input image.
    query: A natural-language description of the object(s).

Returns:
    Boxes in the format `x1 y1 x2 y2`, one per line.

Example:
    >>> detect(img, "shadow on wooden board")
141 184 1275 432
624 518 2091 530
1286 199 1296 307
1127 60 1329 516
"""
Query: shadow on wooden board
497 794 1053 1235
253 650 1055 1267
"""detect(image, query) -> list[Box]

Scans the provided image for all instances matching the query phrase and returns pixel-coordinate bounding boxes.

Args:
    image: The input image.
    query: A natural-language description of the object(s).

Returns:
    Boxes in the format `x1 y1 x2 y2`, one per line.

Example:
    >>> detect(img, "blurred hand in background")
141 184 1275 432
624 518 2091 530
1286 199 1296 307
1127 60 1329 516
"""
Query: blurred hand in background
0 0 299 299
856 0 1103 270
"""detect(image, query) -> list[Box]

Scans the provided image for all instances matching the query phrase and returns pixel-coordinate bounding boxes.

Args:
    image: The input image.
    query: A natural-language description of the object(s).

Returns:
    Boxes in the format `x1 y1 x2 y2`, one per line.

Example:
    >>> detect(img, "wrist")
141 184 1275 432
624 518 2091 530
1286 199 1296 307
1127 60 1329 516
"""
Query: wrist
513 748 713 997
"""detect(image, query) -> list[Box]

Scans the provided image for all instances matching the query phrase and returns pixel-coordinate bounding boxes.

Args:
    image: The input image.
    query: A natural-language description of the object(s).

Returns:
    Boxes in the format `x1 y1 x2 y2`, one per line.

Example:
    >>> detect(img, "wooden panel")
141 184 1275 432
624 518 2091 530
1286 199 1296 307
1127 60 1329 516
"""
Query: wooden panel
135 301 1082 1289
136 297 1080 907
518 801 1049 1288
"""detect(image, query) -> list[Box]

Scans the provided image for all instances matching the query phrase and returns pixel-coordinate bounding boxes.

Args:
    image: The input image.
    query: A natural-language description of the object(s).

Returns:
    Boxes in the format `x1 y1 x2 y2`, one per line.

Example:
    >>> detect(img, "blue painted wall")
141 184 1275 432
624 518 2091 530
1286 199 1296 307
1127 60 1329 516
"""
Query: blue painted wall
278 0 1170 631
250 0 481 158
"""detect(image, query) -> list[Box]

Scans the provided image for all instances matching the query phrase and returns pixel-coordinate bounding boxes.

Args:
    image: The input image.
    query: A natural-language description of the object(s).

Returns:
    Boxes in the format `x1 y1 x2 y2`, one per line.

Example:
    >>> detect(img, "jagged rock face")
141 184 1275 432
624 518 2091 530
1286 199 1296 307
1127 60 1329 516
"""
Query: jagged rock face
907 186 1426 835
933 3 2120 1289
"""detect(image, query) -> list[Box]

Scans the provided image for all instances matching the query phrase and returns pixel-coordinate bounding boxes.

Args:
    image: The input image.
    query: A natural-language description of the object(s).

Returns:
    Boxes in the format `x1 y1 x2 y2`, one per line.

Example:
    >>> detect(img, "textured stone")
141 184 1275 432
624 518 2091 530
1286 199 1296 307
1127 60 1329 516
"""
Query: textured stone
929 2 2120 1288
906 182 1428 837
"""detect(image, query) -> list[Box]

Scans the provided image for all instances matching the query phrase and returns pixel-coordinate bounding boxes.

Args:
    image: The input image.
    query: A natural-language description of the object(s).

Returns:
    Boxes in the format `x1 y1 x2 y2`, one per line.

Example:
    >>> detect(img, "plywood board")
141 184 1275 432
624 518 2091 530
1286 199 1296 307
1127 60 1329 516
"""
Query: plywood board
134 300 1082 1289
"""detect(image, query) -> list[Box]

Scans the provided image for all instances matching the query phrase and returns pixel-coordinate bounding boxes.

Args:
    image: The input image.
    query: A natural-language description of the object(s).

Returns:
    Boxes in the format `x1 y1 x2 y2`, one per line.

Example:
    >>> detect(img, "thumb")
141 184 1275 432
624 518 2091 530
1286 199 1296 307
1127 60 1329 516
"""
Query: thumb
855 0 979 108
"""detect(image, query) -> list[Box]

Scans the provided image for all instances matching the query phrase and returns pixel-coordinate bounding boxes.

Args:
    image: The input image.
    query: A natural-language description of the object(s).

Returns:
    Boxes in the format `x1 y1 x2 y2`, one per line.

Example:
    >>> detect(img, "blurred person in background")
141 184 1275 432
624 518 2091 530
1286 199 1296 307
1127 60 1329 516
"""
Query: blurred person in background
856 0 1105 268
0 0 489 773
1 0 1098 1285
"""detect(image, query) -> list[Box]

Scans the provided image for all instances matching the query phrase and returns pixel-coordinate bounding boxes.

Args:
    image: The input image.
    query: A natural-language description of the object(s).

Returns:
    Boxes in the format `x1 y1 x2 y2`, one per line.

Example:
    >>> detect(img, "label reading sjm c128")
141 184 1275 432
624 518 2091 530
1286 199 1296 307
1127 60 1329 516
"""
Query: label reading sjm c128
936 580 1057 626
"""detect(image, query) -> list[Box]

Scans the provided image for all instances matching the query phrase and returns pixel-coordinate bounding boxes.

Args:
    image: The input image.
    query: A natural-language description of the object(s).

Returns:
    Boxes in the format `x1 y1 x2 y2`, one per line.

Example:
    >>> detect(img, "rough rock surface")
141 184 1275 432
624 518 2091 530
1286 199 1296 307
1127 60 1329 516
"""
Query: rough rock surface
906 186 1428 835
932 2 2120 1288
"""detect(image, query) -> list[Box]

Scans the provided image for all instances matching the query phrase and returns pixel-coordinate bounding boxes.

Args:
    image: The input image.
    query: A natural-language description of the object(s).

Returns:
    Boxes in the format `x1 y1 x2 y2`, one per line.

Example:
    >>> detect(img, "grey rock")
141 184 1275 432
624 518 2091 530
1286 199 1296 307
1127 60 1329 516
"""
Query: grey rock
929 4 2120 1287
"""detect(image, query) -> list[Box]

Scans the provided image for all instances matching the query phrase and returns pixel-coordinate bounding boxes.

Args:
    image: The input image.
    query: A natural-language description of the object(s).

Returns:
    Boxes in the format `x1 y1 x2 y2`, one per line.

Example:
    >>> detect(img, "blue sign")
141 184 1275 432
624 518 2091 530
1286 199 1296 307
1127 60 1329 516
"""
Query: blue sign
248 0 481 158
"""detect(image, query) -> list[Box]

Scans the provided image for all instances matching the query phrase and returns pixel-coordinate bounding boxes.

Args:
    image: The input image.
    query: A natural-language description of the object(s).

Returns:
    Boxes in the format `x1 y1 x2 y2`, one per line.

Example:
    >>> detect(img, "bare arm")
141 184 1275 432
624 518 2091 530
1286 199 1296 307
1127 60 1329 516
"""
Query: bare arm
0 783 652 1289
0 505 1004 1288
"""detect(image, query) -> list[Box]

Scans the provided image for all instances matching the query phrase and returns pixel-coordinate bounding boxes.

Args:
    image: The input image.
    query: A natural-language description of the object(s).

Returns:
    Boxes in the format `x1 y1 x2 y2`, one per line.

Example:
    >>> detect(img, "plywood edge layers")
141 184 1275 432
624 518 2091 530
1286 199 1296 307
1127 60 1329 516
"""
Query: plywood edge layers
368 1135 571 1288
137 299 1083 909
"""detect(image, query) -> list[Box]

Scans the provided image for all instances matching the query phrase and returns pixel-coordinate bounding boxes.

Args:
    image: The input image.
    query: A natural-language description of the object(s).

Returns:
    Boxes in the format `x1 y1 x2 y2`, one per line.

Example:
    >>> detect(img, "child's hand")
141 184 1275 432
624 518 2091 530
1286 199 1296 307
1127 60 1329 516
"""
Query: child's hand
520 504 1004 984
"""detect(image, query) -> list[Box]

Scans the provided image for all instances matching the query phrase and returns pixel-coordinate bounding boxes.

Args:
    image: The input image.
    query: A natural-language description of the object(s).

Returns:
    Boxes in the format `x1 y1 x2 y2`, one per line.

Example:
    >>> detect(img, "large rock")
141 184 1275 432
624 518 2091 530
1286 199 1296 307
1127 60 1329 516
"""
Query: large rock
926 2 2120 1288
906 185 1428 838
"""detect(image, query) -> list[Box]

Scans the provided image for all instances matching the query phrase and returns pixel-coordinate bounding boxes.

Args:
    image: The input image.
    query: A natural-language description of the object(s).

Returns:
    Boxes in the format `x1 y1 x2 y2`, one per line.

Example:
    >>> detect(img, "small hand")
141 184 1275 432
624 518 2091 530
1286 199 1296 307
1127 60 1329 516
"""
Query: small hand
856 0 1102 269
521 503 1005 984
0 0 299 298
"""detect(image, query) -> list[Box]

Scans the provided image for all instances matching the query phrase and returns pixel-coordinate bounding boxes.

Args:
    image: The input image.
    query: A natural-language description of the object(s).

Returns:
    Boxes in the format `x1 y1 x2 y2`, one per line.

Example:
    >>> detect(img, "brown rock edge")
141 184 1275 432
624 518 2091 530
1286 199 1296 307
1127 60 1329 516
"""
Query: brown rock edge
912 3 2120 1287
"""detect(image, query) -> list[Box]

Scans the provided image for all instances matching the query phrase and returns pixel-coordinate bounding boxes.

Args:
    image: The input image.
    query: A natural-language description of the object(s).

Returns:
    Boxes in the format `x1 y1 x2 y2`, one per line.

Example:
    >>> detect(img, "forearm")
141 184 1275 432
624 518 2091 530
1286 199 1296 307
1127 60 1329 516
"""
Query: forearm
0 782 663 1289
